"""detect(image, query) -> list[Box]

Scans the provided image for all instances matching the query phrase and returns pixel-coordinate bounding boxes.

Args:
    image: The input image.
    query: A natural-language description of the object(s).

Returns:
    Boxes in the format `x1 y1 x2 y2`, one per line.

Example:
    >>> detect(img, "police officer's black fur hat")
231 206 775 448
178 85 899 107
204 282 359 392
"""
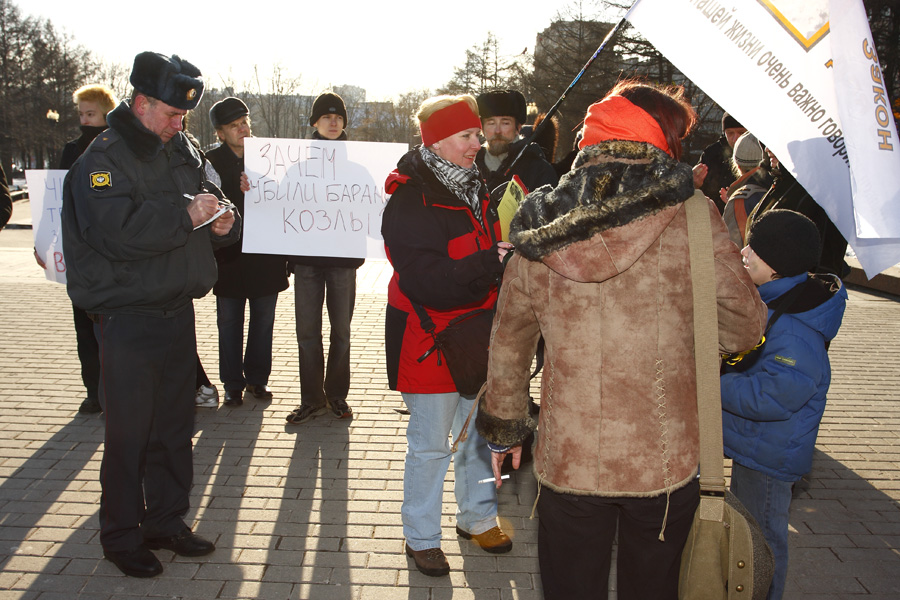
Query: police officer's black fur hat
130 51 204 110
209 97 249 128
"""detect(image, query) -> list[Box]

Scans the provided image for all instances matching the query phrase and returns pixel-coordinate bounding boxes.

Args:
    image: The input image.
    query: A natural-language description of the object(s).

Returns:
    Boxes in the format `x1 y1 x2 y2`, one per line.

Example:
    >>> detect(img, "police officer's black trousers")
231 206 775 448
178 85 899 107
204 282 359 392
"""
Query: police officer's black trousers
94 306 196 551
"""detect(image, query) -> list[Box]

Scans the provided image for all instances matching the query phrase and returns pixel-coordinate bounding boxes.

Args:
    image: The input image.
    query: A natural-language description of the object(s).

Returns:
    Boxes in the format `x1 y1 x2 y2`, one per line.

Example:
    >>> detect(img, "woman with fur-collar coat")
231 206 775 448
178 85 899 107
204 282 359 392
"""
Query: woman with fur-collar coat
476 82 767 600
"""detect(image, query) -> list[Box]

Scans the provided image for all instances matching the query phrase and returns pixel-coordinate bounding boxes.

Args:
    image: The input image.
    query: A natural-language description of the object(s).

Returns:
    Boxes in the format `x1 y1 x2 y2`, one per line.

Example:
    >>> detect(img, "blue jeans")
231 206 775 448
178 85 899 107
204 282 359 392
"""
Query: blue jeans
401 392 498 551
216 294 278 392
730 462 793 600
293 265 356 407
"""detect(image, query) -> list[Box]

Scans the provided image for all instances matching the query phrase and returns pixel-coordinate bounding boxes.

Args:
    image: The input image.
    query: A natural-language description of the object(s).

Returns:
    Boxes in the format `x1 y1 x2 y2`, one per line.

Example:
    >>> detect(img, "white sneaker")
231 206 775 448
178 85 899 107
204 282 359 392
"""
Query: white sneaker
195 384 219 408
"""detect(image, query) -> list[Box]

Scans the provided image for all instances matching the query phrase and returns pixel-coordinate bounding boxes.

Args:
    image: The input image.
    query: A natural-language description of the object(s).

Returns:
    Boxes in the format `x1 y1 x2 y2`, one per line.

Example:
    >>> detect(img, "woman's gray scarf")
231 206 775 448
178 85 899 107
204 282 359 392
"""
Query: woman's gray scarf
419 146 484 226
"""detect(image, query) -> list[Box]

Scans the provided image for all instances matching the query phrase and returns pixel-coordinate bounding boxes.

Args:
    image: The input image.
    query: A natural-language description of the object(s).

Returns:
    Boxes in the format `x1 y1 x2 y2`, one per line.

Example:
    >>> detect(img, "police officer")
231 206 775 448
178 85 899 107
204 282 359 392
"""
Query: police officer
62 51 240 578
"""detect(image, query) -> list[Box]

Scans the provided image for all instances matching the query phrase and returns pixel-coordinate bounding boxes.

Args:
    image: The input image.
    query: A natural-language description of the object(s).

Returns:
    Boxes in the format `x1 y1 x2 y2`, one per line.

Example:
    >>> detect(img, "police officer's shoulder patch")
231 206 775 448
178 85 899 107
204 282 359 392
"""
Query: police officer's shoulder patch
90 171 112 190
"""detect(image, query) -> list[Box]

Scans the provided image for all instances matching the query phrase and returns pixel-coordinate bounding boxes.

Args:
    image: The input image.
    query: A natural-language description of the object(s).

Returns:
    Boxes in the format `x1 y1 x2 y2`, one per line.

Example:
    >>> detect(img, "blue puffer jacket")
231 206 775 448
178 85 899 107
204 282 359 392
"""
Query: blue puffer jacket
722 272 847 481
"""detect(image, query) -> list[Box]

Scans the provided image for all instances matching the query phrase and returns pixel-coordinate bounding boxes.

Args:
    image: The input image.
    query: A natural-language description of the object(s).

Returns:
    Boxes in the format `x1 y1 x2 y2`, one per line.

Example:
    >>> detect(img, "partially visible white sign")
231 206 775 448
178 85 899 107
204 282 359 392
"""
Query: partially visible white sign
626 0 900 277
26 169 68 284
241 138 408 260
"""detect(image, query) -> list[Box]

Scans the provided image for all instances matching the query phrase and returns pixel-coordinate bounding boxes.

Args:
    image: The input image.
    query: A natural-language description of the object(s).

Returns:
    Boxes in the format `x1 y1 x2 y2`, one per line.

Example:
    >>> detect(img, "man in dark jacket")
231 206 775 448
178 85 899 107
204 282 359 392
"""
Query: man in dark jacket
695 112 747 213
59 85 117 171
206 97 287 407
45 84 118 415
475 90 558 199
284 92 362 425
62 51 239 578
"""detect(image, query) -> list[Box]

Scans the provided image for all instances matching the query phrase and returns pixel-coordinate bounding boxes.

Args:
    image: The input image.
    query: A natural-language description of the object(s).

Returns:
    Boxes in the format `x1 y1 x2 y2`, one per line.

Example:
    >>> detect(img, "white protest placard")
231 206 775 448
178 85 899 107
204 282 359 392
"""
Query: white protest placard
25 169 68 284
242 138 408 260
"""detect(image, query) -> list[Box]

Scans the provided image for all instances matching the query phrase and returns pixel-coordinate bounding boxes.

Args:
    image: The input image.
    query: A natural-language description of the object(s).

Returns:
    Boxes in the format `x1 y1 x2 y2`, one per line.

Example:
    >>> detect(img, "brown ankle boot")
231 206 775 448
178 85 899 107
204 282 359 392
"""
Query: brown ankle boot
405 543 450 576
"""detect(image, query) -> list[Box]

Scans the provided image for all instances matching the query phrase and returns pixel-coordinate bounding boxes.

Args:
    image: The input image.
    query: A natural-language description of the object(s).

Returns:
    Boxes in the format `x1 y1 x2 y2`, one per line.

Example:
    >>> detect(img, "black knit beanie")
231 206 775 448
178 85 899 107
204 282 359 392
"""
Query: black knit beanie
309 92 348 127
722 112 742 131
748 209 821 276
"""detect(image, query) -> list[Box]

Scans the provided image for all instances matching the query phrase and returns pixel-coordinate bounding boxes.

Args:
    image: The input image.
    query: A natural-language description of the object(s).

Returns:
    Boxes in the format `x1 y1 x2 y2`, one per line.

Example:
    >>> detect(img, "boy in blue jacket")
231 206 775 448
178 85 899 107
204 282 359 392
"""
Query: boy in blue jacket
722 209 847 600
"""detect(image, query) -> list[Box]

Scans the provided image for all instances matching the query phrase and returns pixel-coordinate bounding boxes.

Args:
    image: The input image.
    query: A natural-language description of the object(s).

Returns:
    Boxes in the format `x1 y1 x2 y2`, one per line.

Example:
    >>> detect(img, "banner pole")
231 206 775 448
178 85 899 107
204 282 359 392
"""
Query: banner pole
500 0 642 180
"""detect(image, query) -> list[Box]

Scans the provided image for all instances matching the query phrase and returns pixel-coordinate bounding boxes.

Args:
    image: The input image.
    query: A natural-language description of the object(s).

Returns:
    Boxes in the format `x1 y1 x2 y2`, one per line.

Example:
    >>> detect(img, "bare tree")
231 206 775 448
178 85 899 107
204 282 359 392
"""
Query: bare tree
529 2 623 159
0 0 36 174
441 32 532 96
353 89 431 146
92 59 131 104
247 63 307 139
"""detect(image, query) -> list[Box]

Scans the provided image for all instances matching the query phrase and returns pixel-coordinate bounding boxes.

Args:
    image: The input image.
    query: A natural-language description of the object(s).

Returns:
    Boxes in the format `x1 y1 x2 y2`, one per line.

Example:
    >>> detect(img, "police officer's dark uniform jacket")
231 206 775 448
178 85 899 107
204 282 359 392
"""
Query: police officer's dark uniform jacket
63 101 240 314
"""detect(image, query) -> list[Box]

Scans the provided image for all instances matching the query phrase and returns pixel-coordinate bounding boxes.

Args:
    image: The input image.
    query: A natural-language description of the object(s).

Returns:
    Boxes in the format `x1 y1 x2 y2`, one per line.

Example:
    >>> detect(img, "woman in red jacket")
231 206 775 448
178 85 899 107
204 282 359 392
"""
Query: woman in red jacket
381 95 514 578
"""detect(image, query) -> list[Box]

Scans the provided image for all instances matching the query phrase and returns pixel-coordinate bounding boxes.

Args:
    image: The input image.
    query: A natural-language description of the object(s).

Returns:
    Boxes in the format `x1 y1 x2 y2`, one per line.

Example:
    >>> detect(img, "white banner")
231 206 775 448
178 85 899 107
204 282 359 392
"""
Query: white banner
626 0 900 278
25 169 68 284
828 0 899 239
241 138 408 260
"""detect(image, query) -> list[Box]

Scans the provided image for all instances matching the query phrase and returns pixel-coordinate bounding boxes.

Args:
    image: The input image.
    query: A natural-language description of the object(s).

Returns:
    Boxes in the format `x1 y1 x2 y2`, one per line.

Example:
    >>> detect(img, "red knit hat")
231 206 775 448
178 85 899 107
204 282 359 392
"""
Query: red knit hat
578 95 671 156
420 101 481 147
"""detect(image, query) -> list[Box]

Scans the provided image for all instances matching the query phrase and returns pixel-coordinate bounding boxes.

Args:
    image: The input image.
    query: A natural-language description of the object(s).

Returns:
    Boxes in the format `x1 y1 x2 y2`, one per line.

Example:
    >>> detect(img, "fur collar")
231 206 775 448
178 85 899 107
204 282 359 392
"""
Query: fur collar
105 101 167 162
511 140 694 261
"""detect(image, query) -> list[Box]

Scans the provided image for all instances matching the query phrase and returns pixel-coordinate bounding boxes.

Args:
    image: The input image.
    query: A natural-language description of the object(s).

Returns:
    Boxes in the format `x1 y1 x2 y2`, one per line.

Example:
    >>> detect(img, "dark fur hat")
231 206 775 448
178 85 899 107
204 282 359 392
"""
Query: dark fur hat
130 52 204 110
209 97 249 128
477 90 527 125
309 92 348 127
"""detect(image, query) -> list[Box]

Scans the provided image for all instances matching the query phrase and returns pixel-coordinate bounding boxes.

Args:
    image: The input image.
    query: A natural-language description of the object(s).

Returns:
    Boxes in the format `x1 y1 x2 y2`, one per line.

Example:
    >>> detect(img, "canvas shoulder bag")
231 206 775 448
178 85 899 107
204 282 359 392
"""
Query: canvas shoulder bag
679 191 775 600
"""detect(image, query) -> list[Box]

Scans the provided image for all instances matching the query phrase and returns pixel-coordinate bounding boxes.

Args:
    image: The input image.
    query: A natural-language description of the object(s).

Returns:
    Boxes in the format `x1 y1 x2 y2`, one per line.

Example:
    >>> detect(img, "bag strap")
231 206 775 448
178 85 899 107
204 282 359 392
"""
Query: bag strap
450 382 487 453
410 301 436 334
684 191 728 497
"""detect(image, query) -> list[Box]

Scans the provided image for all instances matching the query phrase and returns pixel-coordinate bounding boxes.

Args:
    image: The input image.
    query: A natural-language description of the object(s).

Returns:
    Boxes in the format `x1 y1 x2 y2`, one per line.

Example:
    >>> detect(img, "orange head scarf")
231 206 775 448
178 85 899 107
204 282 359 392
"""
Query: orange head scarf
578 95 671 156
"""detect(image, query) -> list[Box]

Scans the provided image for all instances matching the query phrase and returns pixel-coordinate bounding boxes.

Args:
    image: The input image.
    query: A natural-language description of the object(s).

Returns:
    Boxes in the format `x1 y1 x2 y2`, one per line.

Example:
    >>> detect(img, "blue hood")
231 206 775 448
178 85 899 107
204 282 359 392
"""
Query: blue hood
758 273 847 343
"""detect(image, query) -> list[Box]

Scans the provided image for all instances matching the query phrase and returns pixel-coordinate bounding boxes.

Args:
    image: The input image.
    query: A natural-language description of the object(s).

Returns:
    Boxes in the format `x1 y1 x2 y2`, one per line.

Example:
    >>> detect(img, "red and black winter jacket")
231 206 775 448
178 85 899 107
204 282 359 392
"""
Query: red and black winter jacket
381 148 504 394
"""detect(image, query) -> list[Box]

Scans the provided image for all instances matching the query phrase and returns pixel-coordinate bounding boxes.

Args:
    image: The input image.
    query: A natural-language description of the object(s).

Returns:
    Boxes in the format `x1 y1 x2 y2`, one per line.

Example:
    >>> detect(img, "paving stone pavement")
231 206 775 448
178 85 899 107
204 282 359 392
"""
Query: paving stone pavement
1 227 899 599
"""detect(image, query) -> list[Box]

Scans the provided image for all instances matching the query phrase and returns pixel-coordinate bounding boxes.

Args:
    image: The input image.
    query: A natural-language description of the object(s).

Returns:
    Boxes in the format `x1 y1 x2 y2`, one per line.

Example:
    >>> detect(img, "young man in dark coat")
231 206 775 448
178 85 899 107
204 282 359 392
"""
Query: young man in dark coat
475 90 558 198
206 97 288 407
284 92 362 424
62 51 239 578
694 112 747 213
44 84 118 414
59 85 117 171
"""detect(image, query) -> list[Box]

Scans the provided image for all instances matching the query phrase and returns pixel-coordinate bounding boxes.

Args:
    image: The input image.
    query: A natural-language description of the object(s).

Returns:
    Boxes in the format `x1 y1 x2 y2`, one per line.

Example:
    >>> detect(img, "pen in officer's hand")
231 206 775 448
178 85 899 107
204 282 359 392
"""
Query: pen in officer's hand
184 193 233 211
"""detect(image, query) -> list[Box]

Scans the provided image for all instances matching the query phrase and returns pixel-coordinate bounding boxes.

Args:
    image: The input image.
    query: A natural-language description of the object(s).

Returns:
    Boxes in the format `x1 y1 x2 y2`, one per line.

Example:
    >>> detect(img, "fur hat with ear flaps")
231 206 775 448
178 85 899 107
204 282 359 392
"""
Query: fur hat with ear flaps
130 52 204 111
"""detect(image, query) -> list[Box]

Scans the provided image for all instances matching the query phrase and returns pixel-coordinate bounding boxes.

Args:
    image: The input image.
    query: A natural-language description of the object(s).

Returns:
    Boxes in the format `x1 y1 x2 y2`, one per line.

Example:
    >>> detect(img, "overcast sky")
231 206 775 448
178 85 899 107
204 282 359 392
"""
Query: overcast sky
24 1 619 101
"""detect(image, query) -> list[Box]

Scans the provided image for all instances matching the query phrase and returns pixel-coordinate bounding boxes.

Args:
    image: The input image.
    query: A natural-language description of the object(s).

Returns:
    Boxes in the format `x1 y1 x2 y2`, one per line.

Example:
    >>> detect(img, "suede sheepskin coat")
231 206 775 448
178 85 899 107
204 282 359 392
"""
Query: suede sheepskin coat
476 140 767 498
